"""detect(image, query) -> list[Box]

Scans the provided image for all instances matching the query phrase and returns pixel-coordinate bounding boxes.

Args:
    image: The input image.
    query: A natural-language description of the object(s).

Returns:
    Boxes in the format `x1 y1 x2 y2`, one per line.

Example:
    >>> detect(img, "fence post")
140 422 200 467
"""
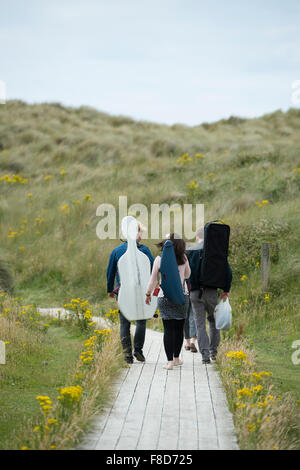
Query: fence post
261 242 270 292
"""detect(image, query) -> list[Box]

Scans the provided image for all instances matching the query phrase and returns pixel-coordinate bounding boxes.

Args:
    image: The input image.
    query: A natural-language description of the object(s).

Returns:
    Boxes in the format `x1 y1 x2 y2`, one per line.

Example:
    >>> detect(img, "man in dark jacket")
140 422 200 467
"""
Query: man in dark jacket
187 227 232 364
106 221 154 364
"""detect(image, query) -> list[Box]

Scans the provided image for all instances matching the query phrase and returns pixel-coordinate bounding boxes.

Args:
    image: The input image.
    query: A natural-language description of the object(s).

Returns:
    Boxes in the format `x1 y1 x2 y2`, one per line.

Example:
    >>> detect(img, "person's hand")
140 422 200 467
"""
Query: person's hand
145 294 151 305
108 292 115 298
221 292 229 299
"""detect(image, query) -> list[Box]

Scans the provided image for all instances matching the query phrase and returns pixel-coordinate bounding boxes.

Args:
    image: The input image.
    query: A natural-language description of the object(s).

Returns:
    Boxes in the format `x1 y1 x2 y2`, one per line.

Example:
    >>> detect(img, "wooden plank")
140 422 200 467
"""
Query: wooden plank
116 366 157 449
178 355 199 450
194 363 219 450
94 363 144 449
94 338 153 450
157 364 181 450
136 342 166 450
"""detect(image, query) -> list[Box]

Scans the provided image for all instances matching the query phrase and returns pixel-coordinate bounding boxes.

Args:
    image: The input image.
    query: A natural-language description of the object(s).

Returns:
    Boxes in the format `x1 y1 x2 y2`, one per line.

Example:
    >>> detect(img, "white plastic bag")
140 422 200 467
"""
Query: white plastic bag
214 297 232 331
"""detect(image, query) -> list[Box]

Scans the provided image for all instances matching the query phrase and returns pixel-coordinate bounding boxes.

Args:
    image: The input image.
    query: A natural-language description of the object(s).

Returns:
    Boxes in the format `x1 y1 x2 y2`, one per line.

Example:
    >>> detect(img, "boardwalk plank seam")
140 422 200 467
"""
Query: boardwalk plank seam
205 365 220 449
114 340 155 449
135 341 162 450
192 353 200 449
155 355 169 450
177 365 182 450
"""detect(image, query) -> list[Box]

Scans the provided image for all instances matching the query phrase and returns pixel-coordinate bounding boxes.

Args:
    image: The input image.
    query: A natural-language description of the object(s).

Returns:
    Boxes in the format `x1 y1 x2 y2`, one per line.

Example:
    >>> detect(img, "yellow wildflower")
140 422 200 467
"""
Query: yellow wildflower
237 387 253 398
57 385 83 403
176 153 192 165
60 204 69 212
236 403 246 409
226 350 247 361
187 181 198 190
47 418 57 425
194 153 205 158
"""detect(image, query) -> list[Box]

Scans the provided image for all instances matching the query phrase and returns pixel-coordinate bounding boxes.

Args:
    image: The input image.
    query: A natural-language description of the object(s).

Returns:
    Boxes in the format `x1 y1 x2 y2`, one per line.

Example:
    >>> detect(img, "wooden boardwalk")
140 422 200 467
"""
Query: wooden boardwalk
77 327 239 451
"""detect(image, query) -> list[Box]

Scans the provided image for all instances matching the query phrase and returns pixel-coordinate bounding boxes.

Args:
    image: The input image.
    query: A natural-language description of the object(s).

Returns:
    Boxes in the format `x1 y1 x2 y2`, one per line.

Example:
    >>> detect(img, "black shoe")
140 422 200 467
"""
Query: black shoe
134 350 145 362
202 358 211 364
210 355 217 361
125 355 134 364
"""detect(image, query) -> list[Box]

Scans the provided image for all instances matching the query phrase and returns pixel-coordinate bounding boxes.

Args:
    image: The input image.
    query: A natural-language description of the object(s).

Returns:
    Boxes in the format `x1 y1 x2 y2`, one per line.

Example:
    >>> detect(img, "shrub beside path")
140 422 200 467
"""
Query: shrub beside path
37 308 238 450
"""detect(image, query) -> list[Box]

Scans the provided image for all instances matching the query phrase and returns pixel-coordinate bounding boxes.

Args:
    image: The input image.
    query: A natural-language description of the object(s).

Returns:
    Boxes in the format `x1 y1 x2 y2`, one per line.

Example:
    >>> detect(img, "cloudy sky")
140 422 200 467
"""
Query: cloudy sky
1 0 299 125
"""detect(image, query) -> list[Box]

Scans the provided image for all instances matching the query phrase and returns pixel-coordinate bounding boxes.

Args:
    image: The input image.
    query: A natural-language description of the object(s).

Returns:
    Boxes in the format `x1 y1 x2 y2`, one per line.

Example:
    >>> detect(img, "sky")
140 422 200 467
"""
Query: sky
1 0 300 125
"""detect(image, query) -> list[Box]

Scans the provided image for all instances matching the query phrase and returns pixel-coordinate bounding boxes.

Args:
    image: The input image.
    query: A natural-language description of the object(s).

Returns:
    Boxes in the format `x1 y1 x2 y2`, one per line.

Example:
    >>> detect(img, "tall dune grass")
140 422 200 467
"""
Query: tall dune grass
1 101 299 449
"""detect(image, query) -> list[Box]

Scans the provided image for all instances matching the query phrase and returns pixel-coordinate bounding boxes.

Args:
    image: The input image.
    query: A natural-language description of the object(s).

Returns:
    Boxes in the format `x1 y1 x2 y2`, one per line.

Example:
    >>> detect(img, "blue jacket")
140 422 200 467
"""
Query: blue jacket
106 241 154 293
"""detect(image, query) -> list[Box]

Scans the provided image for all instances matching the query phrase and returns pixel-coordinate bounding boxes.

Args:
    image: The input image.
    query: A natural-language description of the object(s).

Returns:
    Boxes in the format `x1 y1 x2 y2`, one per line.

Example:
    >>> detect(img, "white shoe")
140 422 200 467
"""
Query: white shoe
173 359 183 366
163 362 174 370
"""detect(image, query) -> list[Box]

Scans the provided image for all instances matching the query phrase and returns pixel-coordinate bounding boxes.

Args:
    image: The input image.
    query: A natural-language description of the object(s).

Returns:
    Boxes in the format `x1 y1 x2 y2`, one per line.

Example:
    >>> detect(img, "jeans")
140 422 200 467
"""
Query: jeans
184 300 197 339
190 288 220 361
119 310 146 355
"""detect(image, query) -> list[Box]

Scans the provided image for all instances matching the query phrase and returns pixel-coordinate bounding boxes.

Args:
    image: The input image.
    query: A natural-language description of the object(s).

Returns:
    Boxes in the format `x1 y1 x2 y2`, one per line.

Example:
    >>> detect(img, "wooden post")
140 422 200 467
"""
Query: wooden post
0 341 5 365
261 242 270 292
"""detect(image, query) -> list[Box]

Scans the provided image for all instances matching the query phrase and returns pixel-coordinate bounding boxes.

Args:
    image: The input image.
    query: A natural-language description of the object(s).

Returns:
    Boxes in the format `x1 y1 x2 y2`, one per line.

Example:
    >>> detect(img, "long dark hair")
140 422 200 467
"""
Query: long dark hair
156 233 187 266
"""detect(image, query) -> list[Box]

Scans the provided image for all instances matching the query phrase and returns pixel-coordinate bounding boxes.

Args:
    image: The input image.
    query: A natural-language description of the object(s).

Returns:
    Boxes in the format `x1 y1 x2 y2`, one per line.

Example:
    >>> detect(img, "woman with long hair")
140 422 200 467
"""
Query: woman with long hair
145 233 191 369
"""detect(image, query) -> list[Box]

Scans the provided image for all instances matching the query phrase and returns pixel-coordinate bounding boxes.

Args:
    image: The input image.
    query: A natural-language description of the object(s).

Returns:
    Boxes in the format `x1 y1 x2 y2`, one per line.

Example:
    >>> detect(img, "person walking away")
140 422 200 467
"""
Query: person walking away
188 228 232 364
106 221 154 364
145 233 191 370
184 297 198 353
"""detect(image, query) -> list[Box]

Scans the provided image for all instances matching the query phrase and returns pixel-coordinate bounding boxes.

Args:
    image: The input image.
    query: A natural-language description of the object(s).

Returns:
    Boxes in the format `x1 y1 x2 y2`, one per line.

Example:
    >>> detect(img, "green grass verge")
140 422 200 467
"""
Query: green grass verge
0 324 85 449
0 294 124 450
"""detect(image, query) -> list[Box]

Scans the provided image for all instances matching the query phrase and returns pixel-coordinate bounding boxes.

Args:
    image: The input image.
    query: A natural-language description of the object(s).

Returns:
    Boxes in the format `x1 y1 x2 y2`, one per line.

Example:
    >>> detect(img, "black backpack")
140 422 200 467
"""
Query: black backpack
200 221 230 290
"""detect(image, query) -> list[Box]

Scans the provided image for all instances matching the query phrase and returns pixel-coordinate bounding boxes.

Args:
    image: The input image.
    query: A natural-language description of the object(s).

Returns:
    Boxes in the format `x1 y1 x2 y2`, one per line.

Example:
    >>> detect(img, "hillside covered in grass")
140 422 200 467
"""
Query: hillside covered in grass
1 100 300 305
0 100 300 449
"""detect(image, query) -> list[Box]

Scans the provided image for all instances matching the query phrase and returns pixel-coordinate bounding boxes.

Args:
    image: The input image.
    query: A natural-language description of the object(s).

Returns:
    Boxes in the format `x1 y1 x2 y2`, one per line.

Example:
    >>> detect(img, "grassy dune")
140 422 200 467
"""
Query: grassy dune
0 100 300 448
1 101 300 305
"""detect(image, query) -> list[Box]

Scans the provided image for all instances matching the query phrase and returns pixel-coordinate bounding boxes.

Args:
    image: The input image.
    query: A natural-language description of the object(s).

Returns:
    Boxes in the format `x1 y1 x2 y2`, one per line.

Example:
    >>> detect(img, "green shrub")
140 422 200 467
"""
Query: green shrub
229 219 289 276
0 259 14 292
151 139 182 157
